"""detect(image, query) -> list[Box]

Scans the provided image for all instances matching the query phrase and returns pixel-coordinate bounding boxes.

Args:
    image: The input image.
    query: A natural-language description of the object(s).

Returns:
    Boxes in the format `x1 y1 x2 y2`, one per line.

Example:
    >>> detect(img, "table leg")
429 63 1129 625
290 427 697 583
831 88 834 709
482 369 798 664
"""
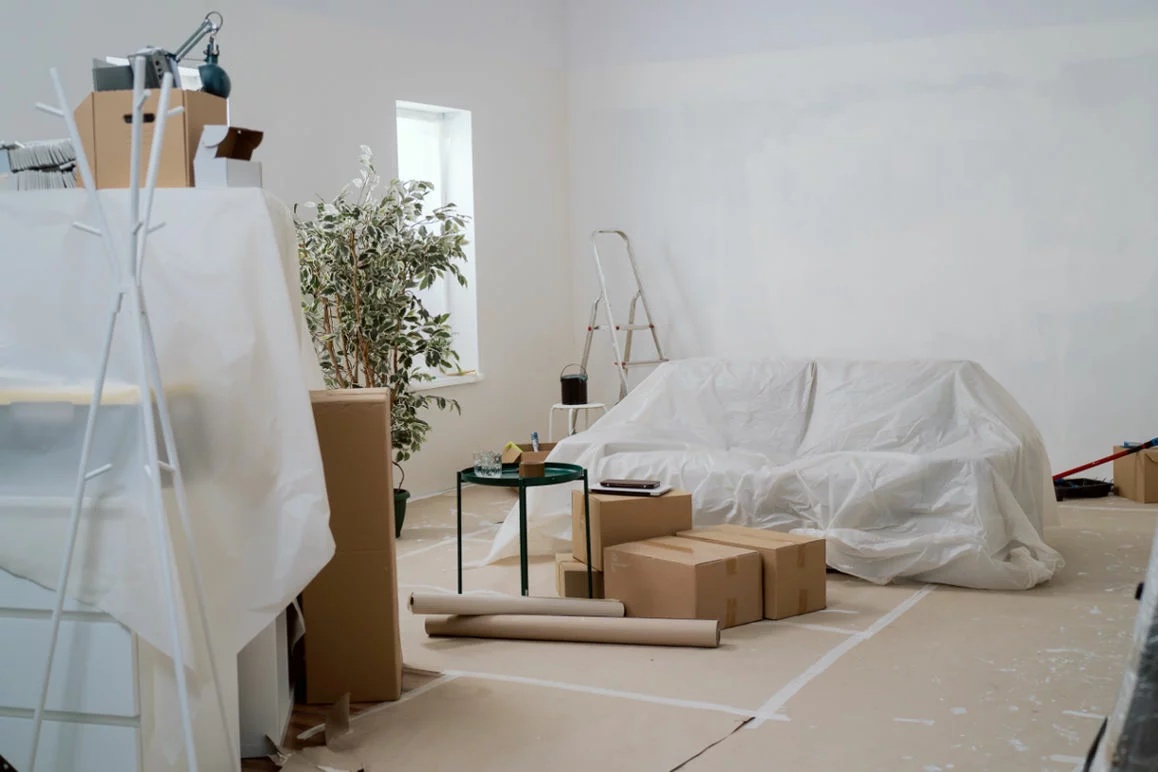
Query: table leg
583 471 593 598
518 482 529 597
457 472 463 594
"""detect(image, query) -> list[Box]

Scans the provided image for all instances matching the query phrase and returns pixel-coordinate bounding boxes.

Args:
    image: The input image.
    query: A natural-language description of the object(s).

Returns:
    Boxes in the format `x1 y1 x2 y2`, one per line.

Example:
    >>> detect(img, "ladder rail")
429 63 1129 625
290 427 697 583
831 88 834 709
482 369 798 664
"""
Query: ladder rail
619 235 667 363
589 233 630 397
580 297 600 374
585 229 669 401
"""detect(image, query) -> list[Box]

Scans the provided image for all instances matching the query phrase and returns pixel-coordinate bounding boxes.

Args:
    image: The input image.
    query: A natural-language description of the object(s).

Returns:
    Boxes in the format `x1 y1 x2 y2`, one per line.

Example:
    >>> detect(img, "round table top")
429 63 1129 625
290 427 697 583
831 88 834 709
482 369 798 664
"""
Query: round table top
551 402 606 409
460 462 585 487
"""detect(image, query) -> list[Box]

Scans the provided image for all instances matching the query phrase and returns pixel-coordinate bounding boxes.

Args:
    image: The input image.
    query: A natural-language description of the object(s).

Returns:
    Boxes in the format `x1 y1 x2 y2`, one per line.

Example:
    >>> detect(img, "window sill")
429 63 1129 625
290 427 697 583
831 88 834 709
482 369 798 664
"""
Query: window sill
412 372 485 392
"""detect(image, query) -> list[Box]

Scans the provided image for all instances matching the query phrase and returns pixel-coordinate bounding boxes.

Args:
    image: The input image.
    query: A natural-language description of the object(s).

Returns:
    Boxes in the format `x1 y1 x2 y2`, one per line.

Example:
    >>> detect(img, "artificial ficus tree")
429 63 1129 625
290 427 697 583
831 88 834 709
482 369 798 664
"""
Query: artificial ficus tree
296 146 469 470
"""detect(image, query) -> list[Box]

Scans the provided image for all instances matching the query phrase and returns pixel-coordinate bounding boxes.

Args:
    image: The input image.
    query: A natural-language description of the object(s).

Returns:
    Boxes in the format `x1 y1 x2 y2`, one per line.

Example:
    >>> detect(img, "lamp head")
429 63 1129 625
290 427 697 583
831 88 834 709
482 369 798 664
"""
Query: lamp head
199 38 231 99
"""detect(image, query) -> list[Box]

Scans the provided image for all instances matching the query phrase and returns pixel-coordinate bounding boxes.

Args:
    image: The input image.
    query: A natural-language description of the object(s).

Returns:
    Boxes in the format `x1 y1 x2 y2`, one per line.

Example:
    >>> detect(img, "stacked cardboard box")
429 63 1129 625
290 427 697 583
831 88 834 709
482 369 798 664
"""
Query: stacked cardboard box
555 553 604 598
558 487 828 628
604 536 763 628
680 526 827 619
1114 446 1158 503
302 390 403 704
558 489 694 599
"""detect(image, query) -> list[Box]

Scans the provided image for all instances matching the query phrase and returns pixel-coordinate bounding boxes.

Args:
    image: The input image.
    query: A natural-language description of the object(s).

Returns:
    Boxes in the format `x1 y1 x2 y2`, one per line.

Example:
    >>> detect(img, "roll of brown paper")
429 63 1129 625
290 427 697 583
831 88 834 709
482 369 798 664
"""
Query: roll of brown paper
408 593 624 618
424 614 720 649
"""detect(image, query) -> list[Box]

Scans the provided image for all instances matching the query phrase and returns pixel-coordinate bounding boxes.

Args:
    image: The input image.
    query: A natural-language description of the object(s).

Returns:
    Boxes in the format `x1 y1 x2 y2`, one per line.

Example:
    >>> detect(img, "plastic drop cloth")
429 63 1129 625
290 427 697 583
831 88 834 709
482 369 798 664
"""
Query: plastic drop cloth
0 189 332 672
485 358 1063 590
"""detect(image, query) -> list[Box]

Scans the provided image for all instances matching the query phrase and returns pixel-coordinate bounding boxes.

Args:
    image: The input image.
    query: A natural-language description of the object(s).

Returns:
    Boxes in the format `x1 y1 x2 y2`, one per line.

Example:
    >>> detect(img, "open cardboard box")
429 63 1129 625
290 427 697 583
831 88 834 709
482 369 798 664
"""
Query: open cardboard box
502 441 556 477
502 441 557 464
74 89 227 188
194 125 264 188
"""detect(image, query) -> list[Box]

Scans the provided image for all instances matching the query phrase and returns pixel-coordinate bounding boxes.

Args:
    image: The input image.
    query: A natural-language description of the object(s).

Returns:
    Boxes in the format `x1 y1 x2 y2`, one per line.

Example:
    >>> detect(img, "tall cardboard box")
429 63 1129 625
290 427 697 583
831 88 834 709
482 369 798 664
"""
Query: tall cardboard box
302 390 402 704
603 536 762 628
572 489 693 570
555 553 604 599
74 89 228 188
680 525 826 619
1113 447 1158 504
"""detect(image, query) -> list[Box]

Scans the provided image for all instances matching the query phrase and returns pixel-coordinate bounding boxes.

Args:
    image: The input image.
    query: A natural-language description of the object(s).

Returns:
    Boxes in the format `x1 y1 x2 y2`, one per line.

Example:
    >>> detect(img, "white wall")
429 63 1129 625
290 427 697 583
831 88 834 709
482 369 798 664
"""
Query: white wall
564 1 1158 473
2 0 572 496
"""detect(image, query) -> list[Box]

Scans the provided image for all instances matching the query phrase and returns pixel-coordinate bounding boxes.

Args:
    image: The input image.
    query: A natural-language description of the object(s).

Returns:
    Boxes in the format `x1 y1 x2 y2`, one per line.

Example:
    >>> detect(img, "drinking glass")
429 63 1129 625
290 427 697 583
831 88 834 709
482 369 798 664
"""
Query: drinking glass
474 450 502 477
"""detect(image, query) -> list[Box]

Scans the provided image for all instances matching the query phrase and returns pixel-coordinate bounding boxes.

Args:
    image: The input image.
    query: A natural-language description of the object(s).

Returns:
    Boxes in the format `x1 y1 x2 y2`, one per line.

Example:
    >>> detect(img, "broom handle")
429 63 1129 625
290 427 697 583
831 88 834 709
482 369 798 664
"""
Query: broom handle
1053 437 1158 481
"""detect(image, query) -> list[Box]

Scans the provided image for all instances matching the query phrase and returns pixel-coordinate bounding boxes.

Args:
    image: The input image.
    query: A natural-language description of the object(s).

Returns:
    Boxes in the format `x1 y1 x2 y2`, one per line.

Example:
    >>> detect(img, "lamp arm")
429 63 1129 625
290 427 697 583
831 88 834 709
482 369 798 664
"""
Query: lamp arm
171 12 223 62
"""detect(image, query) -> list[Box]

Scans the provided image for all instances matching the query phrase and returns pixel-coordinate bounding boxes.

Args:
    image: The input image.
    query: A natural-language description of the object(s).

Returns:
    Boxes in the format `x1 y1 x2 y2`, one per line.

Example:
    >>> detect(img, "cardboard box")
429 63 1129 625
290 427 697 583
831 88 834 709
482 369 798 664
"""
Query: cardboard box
680 525 826 620
194 125 264 188
572 489 693 570
502 442 556 465
603 536 762 628
302 389 402 704
555 553 604 598
519 460 546 478
74 89 227 188
1113 446 1158 503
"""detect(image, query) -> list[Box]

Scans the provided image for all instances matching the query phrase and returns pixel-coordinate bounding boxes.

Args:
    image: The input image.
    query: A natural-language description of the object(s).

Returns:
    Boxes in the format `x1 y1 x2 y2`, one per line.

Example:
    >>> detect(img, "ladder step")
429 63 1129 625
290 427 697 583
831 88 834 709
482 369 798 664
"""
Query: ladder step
615 324 653 331
620 359 668 368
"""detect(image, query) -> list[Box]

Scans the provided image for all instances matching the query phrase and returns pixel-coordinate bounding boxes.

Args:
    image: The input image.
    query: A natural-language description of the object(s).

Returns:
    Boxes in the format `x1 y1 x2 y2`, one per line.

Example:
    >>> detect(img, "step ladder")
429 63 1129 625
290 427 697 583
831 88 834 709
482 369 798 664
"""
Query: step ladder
581 230 668 400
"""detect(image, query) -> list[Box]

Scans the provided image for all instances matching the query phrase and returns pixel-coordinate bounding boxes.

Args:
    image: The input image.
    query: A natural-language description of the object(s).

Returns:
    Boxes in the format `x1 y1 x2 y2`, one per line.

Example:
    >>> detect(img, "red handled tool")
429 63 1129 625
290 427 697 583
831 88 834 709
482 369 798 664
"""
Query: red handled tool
1052 437 1158 482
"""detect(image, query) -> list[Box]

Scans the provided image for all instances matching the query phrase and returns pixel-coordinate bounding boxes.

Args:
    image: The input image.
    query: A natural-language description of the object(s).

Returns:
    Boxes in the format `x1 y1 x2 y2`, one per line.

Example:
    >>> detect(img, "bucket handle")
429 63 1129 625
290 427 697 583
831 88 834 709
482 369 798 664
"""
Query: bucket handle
560 363 587 379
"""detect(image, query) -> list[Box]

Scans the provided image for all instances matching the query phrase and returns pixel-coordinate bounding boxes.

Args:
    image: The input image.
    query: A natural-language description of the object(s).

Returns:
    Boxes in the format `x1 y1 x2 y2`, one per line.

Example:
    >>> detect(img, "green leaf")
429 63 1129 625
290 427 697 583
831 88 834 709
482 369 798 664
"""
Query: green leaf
295 147 473 463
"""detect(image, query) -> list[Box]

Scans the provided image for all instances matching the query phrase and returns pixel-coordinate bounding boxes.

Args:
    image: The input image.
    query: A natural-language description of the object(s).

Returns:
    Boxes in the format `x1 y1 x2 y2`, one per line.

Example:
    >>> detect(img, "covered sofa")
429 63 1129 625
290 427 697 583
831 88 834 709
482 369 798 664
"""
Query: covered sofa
484 359 1063 590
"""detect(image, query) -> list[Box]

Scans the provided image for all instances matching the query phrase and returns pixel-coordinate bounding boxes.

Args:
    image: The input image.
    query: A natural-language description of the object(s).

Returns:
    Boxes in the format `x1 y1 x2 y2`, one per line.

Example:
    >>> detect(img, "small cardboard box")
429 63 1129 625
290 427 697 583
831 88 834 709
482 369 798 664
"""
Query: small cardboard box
194 125 264 188
502 442 556 465
555 553 604 598
302 389 402 704
679 525 826 619
571 489 693 570
604 536 762 628
74 89 228 188
1113 447 1158 503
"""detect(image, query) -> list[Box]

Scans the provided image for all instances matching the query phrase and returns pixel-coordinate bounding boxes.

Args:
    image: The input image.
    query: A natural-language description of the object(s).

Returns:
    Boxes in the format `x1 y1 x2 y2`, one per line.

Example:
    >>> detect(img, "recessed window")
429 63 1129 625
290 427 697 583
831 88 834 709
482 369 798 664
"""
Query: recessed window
395 101 478 381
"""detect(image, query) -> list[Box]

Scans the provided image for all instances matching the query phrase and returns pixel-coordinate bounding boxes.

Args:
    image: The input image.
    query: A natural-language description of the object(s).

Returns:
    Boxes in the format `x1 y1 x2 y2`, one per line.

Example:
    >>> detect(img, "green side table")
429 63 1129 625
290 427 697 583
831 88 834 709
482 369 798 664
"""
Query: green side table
457 462 593 598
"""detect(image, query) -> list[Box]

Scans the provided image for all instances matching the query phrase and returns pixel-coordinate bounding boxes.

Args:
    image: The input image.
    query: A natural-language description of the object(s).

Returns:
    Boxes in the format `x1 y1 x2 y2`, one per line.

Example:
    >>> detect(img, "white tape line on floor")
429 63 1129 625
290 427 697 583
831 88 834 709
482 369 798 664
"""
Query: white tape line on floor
443 669 790 723
774 621 859 636
749 585 935 727
397 525 497 561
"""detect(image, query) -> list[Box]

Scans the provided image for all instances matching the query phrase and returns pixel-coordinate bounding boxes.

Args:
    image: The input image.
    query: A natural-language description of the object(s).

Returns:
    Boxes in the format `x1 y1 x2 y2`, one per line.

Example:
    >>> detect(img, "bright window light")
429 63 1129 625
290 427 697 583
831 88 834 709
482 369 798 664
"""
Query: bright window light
396 101 478 380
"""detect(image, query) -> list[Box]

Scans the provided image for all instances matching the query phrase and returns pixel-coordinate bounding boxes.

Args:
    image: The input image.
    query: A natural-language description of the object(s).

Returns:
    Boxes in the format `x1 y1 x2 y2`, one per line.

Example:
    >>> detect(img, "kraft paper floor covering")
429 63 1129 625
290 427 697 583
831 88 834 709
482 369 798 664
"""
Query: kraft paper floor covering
271 488 1155 772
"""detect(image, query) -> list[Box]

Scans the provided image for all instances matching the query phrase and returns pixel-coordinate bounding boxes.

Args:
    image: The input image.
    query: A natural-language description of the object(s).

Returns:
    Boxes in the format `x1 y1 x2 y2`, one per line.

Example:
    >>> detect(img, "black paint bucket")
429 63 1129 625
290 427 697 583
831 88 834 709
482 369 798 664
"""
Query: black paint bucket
560 364 588 405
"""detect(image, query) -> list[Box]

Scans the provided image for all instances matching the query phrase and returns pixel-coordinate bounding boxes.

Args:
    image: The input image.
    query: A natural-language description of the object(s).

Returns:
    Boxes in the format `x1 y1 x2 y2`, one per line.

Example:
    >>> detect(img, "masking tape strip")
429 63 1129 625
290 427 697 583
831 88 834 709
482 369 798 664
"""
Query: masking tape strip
749 585 935 728
442 668 791 723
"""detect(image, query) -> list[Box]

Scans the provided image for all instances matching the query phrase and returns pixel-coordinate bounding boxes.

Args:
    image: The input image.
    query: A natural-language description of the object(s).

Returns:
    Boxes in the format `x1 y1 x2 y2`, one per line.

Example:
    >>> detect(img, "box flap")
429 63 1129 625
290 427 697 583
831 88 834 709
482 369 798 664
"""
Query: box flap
196 125 264 161
680 526 814 551
696 524 823 546
310 389 393 552
503 441 557 464
608 535 756 566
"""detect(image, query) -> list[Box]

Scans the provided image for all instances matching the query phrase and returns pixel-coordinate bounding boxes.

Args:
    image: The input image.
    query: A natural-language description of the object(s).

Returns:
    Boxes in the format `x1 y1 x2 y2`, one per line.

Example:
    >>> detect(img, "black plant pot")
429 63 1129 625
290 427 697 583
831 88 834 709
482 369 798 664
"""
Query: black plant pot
394 488 410 539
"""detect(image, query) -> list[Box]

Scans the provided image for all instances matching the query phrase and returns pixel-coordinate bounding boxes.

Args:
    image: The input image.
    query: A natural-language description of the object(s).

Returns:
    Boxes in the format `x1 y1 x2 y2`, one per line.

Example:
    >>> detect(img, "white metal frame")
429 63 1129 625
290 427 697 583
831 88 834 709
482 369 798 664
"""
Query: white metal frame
548 403 607 442
28 59 238 772
582 230 668 401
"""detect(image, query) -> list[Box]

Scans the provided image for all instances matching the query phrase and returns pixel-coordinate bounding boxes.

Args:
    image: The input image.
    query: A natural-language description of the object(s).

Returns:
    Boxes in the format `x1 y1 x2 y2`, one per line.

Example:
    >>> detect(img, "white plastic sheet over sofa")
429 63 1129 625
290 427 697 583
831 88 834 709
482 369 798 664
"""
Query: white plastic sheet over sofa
486 359 1063 590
